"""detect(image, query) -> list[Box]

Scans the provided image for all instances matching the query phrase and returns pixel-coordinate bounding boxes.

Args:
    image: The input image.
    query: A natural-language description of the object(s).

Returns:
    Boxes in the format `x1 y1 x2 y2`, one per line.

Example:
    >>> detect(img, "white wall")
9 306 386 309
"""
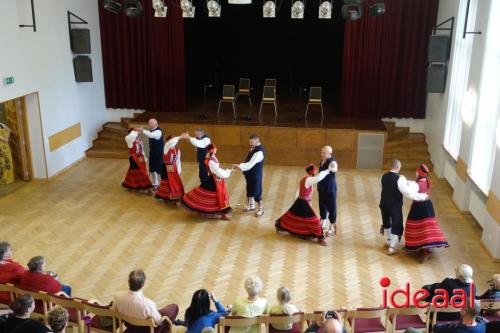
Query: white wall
106 108 145 123
0 0 107 177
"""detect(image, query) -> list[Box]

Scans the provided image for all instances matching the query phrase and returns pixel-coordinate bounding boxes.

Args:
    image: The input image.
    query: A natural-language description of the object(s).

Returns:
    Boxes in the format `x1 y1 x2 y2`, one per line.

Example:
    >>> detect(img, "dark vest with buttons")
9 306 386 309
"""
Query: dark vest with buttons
243 145 265 180
317 157 336 194
148 127 164 172
196 135 210 162
380 172 403 207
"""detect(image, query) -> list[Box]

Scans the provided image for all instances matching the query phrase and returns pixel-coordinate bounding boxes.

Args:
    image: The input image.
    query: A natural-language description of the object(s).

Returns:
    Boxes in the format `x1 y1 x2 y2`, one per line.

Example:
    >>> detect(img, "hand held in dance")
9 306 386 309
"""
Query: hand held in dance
232 164 240 170
180 132 190 139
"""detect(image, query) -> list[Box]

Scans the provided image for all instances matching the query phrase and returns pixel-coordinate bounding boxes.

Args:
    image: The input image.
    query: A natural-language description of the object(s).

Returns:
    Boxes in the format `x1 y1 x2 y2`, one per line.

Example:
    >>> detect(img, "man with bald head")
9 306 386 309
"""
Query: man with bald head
138 118 164 189
317 145 338 236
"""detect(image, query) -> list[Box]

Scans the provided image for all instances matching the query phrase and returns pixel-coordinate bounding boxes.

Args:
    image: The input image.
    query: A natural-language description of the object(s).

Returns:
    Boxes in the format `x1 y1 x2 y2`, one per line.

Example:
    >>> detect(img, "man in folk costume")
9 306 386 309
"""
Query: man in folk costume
233 134 265 217
182 128 211 185
379 159 428 255
138 118 164 190
155 135 184 204
122 129 152 191
275 163 336 246
180 144 233 220
317 146 338 236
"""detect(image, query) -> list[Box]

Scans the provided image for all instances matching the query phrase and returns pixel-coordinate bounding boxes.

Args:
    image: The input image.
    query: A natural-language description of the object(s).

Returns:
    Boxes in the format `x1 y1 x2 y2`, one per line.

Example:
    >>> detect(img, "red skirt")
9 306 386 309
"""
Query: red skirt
404 200 449 251
276 198 325 240
180 186 232 216
122 156 152 190
155 165 184 202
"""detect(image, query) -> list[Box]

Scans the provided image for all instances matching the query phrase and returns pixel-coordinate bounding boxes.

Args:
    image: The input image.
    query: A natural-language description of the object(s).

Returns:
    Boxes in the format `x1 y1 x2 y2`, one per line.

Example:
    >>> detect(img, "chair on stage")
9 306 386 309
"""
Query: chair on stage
236 78 252 106
305 87 324 120
217 84 237 118
264 78 277 88
259 85 278 118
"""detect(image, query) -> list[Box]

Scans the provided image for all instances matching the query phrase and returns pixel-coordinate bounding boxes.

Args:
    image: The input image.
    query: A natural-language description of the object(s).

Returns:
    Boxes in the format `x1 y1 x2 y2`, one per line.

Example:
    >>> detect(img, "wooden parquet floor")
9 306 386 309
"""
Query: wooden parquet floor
0 159 498 313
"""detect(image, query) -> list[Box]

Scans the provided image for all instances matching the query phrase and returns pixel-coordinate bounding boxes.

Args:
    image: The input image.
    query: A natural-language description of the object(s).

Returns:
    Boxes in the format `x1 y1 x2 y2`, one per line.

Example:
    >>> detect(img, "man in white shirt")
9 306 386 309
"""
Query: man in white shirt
233 134 265 217
181 129 211 184
137 119 164 189
113 270 178 331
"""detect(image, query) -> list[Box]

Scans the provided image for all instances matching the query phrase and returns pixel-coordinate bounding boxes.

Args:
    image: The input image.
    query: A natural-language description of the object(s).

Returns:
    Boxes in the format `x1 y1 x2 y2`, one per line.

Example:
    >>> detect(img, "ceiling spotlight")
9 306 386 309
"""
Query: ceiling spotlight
291 1 304 19
319 0 332 19
181 0 195 17
341 0 363 21
207 0 221 17
263 0 276 18
369 2 385 16
152 0 167 17
103 0 122 14
124 0 143 17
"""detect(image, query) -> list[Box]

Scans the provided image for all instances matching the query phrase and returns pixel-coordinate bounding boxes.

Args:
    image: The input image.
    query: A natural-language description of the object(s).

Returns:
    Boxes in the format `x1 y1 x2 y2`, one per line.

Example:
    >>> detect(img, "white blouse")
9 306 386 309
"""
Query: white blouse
164 136 182 174
208 159 232 179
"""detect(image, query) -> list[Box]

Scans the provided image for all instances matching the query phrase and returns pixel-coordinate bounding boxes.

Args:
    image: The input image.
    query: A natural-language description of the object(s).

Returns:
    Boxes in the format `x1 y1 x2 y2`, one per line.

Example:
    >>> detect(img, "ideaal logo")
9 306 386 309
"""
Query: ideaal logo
380 276 475 309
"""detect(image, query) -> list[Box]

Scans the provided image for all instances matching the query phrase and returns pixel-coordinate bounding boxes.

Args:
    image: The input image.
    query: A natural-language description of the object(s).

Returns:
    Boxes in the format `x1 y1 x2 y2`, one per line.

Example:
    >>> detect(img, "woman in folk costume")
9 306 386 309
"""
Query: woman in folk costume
155 135 184 204
275 163 336 246
404 163 449 258
122 129 152 191
0 123 14 185
180 143 233 220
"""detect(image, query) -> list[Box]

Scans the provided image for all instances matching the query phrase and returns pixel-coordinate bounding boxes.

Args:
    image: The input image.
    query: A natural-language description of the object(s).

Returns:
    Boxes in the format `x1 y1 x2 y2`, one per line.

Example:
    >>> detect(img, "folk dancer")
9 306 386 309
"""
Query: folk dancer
155 135 184 204
182 129 211 185
138 118 164 190
317 146 338 236
122 129 152 191
180 144 233 220
275 163 336 246
233 134 265 217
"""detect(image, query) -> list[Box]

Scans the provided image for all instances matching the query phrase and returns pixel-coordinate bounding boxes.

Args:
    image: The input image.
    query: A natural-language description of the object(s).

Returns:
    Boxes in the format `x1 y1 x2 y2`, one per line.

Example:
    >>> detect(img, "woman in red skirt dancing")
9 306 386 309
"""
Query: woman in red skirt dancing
122 129 152 191
155 135 184 204
180 144 233 220
404 164 449 259
275 163 335 246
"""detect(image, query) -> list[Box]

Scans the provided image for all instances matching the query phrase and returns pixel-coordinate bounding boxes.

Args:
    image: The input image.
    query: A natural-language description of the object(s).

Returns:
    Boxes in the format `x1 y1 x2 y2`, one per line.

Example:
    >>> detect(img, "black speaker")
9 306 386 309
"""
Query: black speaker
70 29 91 54
428 35 450 63
427 64 447 93
73 56 93 82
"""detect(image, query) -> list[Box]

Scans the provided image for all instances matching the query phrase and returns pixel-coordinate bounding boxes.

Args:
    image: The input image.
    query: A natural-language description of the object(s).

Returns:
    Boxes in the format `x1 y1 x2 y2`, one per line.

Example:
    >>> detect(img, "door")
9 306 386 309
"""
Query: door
4 98 30 181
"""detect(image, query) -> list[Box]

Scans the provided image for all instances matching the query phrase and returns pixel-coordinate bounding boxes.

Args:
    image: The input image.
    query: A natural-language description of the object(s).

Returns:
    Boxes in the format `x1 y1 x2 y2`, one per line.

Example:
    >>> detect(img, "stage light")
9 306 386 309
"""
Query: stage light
341 0 363 21
319 1 332 19
291 1 304 19
263 0 276 18
207 0 221 17
124 0 143 17
369 2 385 16
103 0 122 14
462 88 477 126
181 0 195 17
152 0 167 17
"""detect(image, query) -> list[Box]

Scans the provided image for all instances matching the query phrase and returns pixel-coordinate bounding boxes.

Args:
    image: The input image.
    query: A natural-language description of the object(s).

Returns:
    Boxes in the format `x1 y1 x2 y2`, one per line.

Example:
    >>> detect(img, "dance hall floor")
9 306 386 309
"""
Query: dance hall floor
0 159 498 312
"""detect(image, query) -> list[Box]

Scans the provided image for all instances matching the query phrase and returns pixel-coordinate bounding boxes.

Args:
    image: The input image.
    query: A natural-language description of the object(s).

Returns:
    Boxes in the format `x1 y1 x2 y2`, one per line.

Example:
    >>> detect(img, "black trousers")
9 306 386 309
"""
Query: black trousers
245 176 262 202
380 204 404 236
318 191 337 224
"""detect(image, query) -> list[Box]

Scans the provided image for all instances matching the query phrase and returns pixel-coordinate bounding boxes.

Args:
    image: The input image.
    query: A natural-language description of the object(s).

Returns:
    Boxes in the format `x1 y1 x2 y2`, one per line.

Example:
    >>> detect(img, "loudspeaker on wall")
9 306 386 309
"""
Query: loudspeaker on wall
73 56 93 82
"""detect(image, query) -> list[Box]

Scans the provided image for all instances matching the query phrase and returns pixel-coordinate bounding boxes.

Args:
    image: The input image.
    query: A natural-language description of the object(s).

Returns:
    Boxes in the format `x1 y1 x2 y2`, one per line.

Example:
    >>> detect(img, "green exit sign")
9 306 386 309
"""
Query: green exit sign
3 77 15 85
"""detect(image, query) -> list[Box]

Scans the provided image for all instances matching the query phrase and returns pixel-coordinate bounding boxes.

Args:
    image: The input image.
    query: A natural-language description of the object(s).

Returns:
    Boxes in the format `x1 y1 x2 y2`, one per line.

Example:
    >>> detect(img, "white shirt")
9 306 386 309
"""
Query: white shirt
208 159 232 179
113 290 163 325
238 148 264 172
125 131 139 149
142 128 162 141
189 136 211 148
304 169 331 188
164 136 182 174
396 174 428 201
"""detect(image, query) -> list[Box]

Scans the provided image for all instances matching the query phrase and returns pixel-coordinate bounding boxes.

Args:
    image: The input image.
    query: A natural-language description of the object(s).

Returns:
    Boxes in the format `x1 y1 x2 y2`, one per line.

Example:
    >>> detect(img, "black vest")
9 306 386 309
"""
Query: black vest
196 135 210 163
380 172 403 207
317 157 337 193
149 127 164 156
243 145 265 180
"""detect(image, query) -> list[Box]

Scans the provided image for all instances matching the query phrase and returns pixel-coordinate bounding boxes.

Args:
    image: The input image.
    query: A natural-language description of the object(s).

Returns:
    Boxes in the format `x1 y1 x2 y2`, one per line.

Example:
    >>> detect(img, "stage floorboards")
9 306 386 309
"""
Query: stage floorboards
0 159 498 312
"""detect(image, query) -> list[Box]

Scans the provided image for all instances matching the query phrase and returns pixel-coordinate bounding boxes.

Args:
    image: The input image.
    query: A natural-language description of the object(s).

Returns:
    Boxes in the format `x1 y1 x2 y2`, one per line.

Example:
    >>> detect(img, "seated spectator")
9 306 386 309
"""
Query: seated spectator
185 289 226 333
230 276 268 333
432 300 486 333
19 256 71 296
269 287 299 330
477 274 500 300
113 269 178 333
304 311 346 333
0 241 26 303
0 294 51 333
47 307 68 333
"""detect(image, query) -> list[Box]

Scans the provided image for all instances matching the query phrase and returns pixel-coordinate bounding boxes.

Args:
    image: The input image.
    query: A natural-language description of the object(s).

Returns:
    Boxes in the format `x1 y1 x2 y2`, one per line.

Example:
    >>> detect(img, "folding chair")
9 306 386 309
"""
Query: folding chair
305 87 324 120
264 78 277 88
345 307 387 333
479 300 500 323
217 85 237 118
218 316 262 333
117 311 175 333
81 300 119 333
14 287 52 324
236 78 252 106
429 304 461 327
265 312 305 333
259 86 277 118
386 306 429 333
0 283 16 309
49 294 86 333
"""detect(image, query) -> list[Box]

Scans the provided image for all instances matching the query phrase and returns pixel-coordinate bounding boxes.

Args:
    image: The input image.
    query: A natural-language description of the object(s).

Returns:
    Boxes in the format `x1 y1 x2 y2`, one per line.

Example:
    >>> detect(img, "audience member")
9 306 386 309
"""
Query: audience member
0 294 52 333
185 289 227 333
304 311 347 333
230 276 268 333
47 307 68 333
269 287 299 330
432 301 486 333
477 274 500 300
0 241 26 303
19 256 71 296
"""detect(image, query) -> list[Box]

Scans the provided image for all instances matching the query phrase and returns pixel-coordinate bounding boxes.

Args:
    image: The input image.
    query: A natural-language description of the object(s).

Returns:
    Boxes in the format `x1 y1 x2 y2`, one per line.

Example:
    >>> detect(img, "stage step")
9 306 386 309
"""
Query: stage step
87 122 129 159
388 126 410 141
86 147 128 159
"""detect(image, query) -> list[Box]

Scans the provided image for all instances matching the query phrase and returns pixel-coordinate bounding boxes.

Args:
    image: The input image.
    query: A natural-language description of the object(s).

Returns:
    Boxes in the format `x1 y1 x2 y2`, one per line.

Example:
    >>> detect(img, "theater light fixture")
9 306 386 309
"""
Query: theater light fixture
152 0 167 17
181 0 195 17
369 2 385 16
341 0 363 21
291 1 305 19
124 0 143 17
263 0 276 18
103 0 122 14
207 0 221 17
319 0 332 19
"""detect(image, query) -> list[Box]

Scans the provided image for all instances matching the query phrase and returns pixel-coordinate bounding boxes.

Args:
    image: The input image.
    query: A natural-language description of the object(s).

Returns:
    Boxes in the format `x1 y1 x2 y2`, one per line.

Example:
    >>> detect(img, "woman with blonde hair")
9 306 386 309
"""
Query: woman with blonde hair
229 276 268 333
269 287 300 330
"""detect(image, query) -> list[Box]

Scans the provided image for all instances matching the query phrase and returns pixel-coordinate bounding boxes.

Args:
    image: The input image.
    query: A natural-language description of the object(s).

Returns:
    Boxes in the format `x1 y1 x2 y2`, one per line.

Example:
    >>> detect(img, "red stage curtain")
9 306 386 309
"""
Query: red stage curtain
340 0 438 118
98 0 185 112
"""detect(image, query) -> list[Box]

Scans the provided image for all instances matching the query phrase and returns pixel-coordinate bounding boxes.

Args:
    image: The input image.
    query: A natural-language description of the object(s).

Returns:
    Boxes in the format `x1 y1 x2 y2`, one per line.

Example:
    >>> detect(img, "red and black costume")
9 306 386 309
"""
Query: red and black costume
122 130 152 190
155 136 184 203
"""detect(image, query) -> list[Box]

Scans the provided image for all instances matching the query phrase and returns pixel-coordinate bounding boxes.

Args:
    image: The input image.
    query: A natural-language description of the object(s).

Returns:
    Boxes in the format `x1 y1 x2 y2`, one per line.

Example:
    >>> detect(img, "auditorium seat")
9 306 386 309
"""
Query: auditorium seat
385 306 428 333
82 300 119 333
346 307 387 333
0 283 15 308
13 286 52 324
219 315 262 333
266 312 305 333
117 311 174 333
49 293 86 333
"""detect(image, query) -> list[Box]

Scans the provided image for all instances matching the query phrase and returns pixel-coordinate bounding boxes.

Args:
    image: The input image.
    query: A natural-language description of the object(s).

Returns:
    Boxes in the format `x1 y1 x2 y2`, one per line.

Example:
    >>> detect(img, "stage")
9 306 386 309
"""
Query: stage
130 104 387 168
